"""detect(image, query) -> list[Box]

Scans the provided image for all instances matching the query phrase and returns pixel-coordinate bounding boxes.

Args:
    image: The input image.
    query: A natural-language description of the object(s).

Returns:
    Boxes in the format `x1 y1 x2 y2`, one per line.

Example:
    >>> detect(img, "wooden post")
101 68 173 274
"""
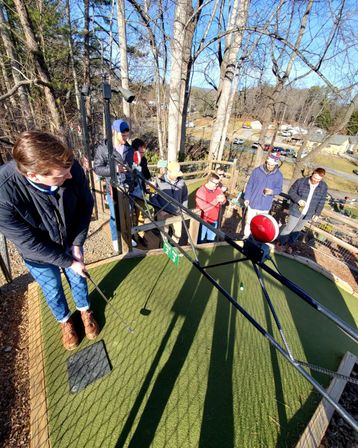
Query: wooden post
189 209 200 245
95 177 106 216
229 158 239 194
116 190 132 254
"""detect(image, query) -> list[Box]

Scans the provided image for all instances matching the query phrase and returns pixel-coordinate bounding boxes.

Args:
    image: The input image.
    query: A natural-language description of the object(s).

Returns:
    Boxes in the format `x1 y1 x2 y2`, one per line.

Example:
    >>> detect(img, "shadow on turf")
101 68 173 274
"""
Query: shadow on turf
87 257 143 331
271 251 357 447
116 247 239 448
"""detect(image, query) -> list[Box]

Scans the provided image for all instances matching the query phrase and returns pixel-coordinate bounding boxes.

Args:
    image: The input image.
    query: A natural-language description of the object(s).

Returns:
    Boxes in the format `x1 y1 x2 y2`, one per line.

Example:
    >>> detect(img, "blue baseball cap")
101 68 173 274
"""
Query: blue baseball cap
112 119 130 133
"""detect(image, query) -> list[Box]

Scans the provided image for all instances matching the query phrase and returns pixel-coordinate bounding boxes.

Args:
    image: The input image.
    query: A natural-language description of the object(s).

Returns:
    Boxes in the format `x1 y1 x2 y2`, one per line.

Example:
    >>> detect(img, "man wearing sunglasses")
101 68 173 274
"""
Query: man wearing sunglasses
195 173 226 243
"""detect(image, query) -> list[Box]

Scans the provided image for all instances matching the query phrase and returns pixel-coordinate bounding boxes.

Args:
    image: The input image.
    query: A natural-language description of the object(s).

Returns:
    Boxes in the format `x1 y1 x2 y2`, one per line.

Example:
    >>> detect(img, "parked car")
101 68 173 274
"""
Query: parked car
280 130 293 137
279 148 296 157
242 122 251 129
233 137 245 145
273 146 285 153
186 121 195 128
251 142 260 149
293 151 308 158
285 148 296 157
263 144 274 151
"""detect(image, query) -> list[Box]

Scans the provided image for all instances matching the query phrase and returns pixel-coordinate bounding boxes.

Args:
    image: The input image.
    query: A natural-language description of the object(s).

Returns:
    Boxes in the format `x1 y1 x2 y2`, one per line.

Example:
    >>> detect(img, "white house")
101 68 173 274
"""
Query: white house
306 133 351 154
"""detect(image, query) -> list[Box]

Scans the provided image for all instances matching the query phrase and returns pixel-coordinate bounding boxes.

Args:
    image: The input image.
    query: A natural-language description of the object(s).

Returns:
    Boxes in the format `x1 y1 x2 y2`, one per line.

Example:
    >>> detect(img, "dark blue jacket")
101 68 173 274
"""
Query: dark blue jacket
0 160 93 267
244 165 283 210
288 176 328 219
151 175 188 215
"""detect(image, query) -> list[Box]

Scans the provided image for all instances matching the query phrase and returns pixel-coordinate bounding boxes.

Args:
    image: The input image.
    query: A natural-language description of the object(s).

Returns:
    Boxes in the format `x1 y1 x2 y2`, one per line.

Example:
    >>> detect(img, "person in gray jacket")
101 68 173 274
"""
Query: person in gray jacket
151 161 188 243
93 119 137 252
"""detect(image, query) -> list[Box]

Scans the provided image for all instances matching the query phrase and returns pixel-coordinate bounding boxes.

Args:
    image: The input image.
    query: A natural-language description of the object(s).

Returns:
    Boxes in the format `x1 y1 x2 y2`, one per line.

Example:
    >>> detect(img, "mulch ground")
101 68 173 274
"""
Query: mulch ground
0 210 357 447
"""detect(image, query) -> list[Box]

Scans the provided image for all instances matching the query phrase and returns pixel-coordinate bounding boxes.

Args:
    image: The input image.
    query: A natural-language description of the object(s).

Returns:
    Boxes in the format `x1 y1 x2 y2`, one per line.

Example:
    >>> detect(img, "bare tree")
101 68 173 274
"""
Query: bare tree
117 0 131 120
291 92 358 182
253 0 314 167
208 0 249 160
65 0 80 111
127 0 169 157
0 4 34 126
12 0 62 131
167 0 194 161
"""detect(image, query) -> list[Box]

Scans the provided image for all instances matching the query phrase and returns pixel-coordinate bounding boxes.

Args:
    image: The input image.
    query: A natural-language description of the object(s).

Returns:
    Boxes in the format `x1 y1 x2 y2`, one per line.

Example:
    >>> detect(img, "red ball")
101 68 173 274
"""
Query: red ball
250 214 279 243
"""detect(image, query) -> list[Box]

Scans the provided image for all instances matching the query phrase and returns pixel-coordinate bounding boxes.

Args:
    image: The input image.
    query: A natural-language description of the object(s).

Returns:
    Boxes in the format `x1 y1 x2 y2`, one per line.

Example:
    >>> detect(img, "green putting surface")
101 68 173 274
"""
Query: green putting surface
41 247 358 448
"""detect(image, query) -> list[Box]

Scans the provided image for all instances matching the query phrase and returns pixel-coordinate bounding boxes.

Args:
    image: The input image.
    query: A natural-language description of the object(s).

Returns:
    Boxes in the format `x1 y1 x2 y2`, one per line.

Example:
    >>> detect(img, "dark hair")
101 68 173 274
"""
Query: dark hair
132 138 146 150
208 173 220 182
312 167 326 176
13 131 74 175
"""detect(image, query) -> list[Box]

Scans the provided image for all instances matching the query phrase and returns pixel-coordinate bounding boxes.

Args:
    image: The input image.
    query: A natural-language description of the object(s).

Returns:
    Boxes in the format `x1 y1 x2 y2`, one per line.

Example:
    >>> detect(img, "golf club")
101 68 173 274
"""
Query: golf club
85 271 134 333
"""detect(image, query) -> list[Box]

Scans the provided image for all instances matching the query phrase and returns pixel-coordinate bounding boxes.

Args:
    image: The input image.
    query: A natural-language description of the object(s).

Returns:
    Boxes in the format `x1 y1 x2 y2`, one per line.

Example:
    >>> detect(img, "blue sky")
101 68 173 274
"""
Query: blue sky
68 0 357 96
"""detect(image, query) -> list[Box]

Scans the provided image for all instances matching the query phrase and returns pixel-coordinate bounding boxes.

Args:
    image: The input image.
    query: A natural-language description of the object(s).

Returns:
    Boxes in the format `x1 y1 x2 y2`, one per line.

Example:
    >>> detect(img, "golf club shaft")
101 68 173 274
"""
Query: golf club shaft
85 272 134 332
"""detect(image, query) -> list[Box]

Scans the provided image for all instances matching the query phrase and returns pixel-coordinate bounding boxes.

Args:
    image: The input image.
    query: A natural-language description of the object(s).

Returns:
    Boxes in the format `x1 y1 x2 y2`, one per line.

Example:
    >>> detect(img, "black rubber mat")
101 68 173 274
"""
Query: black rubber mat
67 340 111 393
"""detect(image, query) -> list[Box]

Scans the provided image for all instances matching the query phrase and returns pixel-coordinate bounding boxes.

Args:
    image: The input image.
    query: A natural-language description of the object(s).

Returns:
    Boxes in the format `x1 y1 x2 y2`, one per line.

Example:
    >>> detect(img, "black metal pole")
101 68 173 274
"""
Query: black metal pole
130 175 358 343
79 86 98 220
108 172 358 431
102 81 122 253
195 262 358 432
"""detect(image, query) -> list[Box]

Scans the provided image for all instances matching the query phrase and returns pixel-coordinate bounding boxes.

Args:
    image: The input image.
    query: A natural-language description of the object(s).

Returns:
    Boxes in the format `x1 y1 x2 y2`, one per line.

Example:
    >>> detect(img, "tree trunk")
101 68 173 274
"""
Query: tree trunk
117 0 131 120
0 5 34 126
65 0 80 110
167 0 192 162
12 0 62 131
254 0 314 167
209 0 250 161
127 0 168 156
108 0 115 83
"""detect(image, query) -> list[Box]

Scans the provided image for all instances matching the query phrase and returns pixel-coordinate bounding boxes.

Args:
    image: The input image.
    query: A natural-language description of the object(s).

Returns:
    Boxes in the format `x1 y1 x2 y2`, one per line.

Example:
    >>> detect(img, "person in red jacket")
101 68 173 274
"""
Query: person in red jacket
195 173 226 243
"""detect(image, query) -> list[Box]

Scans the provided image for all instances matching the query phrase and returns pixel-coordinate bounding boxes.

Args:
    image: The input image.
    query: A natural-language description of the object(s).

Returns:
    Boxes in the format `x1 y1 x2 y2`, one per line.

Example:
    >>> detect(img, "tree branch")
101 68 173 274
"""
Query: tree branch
0 79 52 102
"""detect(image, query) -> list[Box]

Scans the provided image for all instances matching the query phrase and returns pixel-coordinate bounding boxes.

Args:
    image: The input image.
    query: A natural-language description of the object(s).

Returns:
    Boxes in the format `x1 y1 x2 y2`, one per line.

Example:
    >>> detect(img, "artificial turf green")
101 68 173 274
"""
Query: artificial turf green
40 247 358 448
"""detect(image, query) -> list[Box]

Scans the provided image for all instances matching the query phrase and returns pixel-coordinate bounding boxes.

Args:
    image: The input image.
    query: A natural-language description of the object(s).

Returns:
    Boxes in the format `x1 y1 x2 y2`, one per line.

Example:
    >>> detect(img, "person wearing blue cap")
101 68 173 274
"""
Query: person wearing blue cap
93 119 137 252
242 153 283 239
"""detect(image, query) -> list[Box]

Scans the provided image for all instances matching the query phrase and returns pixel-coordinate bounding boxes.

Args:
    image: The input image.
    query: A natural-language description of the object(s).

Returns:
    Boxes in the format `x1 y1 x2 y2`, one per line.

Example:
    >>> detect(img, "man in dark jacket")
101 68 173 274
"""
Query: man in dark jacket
131 138 152 246
276 168 328 253
93 119 137 252
0 131 98 350
151 161 188 243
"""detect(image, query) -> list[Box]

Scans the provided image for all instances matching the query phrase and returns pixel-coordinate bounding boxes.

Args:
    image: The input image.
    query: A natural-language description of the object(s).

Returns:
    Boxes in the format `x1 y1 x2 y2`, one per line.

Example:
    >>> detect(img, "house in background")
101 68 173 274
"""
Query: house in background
250 120 262 130
242 120 262 130
348 136 358 154
306 132 351 154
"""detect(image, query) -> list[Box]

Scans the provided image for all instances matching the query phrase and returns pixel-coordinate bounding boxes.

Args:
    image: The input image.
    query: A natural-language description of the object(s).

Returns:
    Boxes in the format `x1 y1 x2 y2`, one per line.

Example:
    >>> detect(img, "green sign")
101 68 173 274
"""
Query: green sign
163 241 180 266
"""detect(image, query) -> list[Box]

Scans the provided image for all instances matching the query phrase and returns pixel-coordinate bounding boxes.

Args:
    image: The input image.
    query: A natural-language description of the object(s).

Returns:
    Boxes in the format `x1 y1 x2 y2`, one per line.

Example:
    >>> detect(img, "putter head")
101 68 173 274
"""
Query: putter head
140 308 151 316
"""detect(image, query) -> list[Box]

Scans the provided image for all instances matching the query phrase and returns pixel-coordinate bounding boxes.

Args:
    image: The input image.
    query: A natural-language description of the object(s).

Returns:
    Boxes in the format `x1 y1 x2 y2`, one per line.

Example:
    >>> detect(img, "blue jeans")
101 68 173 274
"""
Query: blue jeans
25 259 89 322
107 192 117 241
278 214 309 246
199 221 218 243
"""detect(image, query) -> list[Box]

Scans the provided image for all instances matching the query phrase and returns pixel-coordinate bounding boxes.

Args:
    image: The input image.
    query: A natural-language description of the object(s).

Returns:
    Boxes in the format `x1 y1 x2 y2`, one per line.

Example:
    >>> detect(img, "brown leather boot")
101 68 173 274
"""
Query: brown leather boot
81 310 99 340
60 318 79 351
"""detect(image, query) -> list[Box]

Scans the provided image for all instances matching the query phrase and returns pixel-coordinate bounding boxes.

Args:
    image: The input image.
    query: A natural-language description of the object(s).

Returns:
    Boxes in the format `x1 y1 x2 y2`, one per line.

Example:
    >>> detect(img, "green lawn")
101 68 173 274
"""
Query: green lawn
311 154 357 175
40 247 358 448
